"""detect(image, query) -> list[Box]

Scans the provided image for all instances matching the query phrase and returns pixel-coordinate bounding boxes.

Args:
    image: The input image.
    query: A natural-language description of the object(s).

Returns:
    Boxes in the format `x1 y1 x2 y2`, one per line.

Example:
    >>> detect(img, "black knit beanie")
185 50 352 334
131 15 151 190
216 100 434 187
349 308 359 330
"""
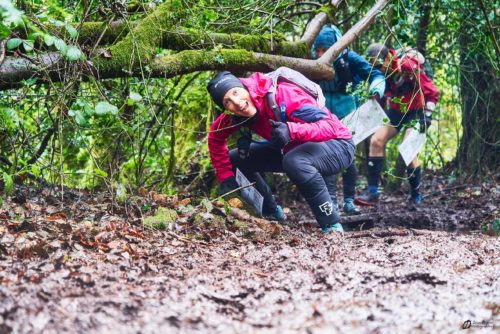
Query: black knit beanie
207 71 245 109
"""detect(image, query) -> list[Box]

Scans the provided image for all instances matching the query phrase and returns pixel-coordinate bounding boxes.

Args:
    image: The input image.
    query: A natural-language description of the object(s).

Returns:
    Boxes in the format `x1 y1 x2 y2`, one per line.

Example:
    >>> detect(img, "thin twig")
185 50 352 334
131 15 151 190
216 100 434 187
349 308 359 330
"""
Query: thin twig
212 182 257 203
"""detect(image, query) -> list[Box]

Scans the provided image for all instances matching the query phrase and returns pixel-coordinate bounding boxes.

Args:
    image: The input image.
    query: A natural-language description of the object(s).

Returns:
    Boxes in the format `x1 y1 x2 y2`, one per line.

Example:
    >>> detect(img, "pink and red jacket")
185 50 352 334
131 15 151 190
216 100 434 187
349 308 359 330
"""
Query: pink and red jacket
384 49 439 114
208 72 352 183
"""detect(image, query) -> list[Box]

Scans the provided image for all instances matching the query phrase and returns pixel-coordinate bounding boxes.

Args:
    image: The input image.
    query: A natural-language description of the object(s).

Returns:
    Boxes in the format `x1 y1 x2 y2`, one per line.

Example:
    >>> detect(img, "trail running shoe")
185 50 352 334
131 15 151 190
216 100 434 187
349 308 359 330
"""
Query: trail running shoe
355 191 380 206
407 194 422 210
321 222 344 235
343 198 361 215
263 205 285 222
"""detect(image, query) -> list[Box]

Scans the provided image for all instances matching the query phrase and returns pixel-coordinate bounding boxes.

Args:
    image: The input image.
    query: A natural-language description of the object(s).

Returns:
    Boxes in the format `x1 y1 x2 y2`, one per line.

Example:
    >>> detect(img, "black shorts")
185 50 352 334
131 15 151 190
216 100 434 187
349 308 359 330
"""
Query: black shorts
387 108 422 132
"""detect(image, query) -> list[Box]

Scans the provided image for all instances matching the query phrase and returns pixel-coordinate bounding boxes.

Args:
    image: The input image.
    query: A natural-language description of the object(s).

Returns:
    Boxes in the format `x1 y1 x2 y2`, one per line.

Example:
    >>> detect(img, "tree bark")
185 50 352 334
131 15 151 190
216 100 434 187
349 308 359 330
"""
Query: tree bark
416 0 431 57
456 2 500 175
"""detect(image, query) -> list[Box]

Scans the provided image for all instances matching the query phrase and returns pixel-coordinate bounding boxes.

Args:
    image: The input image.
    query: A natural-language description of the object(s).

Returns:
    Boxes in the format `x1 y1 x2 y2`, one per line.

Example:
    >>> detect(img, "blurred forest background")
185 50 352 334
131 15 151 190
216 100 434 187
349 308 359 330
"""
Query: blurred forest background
0 0 498 201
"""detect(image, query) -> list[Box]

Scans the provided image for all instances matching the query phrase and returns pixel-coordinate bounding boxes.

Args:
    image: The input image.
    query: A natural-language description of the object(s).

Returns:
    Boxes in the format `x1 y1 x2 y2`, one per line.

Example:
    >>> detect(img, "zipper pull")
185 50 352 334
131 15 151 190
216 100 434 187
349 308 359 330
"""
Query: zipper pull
280 102 286 122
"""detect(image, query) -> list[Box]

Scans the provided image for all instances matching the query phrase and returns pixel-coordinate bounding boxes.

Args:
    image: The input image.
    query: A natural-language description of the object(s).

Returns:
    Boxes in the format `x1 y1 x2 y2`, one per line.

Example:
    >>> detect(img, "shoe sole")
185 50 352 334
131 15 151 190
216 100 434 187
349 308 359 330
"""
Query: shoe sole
354 198 379 207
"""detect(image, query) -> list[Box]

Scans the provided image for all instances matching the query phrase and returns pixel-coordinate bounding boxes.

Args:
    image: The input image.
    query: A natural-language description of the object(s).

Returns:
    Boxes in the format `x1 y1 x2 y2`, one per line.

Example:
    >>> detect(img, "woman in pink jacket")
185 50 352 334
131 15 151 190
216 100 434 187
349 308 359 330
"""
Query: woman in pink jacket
207 71 354 234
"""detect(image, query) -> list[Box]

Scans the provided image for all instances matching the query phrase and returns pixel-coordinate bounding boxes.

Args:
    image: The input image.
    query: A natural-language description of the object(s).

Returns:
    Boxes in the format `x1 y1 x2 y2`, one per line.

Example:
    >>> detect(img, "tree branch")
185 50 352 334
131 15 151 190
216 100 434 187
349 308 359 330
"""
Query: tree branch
0 48 335 91
150 50 335 81
300 12 328 46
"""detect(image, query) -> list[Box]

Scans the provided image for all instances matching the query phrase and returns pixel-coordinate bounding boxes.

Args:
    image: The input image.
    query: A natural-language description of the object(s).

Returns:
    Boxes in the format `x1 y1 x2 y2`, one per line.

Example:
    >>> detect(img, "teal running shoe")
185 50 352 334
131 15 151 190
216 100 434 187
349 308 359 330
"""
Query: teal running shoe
343 198 361 215
321 222 344 235
263 205 285 222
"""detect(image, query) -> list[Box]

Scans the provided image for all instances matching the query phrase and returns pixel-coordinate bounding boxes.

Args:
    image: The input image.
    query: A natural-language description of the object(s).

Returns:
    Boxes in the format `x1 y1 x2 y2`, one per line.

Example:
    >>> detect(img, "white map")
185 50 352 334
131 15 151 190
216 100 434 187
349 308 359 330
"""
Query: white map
342 99 388 145
398 129 427 166
235 169 264 216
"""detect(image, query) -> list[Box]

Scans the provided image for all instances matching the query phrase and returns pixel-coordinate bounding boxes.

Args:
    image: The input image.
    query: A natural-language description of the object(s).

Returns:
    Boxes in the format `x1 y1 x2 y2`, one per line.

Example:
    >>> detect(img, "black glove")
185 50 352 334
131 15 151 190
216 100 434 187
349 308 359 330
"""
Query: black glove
218 176 239 196
237 135 252 160
419 111 432 133
269 119 291 148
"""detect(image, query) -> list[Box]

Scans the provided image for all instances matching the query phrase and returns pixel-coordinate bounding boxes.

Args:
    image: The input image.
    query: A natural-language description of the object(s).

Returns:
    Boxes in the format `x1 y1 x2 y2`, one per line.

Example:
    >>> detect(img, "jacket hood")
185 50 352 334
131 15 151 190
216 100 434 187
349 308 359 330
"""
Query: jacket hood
312 25 343 54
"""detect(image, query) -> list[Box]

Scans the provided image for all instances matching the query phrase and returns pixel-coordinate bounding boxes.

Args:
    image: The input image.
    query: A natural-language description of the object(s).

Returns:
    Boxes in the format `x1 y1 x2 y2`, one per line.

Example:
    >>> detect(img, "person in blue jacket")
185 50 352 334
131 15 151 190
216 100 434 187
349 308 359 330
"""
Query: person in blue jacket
312 24 386 215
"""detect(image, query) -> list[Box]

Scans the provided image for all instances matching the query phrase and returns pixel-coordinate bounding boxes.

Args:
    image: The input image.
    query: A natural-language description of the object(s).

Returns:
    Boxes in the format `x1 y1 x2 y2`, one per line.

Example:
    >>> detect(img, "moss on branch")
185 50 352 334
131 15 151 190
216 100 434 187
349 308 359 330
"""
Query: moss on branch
150 49 259 77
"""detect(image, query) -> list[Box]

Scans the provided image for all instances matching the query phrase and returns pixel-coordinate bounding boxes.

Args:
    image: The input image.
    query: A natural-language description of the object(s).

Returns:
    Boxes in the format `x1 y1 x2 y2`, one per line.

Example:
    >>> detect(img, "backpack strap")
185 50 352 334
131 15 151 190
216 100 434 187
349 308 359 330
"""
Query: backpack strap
266 91 285 122
334 50 353 93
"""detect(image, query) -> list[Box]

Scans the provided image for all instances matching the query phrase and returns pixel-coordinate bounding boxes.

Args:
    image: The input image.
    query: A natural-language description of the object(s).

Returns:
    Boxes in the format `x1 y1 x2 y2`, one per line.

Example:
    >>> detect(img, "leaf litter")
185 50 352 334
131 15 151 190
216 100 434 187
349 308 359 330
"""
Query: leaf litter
0 174 499 333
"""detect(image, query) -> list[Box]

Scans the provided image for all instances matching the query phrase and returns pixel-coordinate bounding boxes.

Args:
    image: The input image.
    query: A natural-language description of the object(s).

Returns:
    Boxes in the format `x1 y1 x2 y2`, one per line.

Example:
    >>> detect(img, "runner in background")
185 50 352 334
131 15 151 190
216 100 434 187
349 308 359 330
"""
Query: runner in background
360 43 439 208
312 25 386 215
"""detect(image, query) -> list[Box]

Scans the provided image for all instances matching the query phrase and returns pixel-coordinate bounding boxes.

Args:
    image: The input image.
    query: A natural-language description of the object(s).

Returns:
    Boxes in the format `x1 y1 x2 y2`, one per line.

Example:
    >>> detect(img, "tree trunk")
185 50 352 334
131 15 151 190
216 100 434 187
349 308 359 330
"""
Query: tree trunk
416 0 431 57
457 3 500 175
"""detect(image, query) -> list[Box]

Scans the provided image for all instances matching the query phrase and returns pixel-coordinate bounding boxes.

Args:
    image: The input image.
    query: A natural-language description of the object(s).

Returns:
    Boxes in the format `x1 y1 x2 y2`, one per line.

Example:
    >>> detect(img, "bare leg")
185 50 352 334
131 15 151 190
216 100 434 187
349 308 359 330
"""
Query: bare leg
369 124 398 157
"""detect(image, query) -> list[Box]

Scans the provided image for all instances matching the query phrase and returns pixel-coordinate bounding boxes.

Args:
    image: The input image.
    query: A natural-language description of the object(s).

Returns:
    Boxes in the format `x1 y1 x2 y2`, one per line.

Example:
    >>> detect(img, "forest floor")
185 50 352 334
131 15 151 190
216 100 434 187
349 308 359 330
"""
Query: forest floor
0 173 499 334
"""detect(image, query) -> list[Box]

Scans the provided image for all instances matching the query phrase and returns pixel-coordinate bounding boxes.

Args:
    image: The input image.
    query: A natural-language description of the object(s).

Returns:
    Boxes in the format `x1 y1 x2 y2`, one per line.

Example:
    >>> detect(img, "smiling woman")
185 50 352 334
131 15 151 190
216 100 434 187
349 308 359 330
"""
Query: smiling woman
206 70 355 234
222 87 257 118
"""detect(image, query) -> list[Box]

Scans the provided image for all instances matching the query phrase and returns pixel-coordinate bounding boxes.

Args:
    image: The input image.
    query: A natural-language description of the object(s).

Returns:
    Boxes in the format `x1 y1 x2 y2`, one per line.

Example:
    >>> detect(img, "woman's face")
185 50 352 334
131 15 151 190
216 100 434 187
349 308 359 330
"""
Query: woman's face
369 54 392 74
315 47 328 58
222 87 257 118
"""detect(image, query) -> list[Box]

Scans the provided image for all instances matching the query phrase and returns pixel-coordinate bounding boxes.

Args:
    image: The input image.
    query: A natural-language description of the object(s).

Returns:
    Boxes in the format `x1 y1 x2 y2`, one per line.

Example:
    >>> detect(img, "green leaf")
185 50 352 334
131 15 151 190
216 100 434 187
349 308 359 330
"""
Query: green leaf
171 0 182 9
66 46 82 61
214 54 225 64
1 2 23 27
200 198 213 212
50 19 66 27
21 78 38 86
95 101 118 115
22 40 34 52
31 165 40 178
0 23 10 40
129 92 142 102
6 38 22 50
54 38 68 55
65 24 78 38
68 108 86 125
94 169 109 177
3 172 14 196
203 9 218 21
44 34 56 46
493 219 500 235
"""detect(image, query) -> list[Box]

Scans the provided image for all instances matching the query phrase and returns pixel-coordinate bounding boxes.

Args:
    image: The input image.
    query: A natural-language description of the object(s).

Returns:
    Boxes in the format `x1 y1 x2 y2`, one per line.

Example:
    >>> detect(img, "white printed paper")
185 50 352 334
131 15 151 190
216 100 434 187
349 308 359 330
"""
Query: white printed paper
398 129 427 166
342 99 387 145
235 169 264 216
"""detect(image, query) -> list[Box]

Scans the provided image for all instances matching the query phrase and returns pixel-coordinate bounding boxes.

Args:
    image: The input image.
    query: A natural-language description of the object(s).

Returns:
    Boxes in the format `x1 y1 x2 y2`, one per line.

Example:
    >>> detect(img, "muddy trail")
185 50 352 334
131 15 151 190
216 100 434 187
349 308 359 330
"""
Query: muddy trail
0 175 498 333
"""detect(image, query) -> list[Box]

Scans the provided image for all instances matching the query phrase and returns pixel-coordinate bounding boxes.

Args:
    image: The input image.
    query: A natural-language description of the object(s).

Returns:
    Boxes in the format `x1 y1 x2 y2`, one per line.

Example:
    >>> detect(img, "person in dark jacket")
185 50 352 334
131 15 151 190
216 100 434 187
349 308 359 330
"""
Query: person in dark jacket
312 25 386 215
359 43 439 207
207 70 354 234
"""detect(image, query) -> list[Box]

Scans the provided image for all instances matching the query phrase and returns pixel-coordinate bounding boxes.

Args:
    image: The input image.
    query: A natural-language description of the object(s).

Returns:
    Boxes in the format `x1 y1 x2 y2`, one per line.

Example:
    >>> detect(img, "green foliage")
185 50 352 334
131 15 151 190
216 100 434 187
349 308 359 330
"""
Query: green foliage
0 0 496 199
0 0 23 27
2 172 14 195
65 46 83 61
95 101 119 115
143 207 178 230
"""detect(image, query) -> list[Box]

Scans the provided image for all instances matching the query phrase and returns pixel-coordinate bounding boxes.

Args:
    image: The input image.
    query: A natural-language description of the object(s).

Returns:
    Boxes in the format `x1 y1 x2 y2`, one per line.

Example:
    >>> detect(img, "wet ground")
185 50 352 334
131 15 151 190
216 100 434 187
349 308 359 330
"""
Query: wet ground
0 175 499 333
